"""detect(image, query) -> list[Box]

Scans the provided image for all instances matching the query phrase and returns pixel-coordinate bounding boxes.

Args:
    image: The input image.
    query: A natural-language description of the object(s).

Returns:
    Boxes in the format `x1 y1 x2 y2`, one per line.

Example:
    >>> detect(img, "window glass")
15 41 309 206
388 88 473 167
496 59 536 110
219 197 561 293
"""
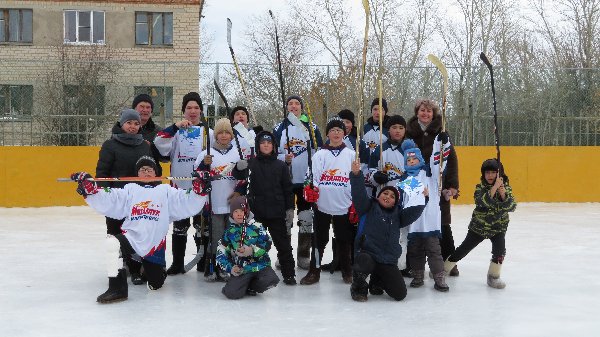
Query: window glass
92 11 104 43
164 13 173 45
0 11 5 42
64 11 76 42
22 10 32 42
8 9 19 42
135 13 148 45
152 13 163 45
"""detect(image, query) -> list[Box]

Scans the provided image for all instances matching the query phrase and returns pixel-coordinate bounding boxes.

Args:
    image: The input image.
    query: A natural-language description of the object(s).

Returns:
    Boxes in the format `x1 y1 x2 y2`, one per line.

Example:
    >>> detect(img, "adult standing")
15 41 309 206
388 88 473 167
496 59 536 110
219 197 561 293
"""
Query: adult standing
273 95 323 270
154 92 213 275
406 98 460 276
132 93 164 176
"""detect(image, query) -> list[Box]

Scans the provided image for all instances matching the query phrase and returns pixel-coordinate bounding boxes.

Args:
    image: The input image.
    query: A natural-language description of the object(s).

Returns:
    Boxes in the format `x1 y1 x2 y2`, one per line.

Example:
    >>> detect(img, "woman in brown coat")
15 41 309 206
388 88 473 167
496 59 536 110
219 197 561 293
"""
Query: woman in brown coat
405 99 460 276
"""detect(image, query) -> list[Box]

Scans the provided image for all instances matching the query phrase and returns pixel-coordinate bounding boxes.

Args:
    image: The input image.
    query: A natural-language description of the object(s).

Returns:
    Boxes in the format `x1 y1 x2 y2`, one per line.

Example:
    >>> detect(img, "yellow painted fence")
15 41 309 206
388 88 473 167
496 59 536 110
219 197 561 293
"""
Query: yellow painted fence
0 146 595 207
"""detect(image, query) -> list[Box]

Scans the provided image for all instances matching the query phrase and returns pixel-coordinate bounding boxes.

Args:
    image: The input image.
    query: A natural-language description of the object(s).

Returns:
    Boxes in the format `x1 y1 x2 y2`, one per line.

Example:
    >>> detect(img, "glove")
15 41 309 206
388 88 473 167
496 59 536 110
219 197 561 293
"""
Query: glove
235 245 253 257
252 125 264 134
236 159 248 171
348 203 358 224
231 265 243 277
438 131 449 144
71 172 98 197
192 170 211 196
373 171 389 185
303 185 319 203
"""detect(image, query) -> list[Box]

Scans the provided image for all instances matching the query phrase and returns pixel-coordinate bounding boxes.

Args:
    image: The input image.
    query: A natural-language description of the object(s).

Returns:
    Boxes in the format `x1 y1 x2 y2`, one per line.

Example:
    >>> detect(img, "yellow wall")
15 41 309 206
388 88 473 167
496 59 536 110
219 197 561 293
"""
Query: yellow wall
0 146 596 207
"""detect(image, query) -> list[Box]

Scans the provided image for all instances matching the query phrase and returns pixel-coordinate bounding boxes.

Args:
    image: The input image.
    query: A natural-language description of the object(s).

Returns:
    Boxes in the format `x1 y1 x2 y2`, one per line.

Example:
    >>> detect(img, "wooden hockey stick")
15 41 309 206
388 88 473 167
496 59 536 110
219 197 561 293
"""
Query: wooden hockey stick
356 0 371 161
227 18 257 127
427 54 448 195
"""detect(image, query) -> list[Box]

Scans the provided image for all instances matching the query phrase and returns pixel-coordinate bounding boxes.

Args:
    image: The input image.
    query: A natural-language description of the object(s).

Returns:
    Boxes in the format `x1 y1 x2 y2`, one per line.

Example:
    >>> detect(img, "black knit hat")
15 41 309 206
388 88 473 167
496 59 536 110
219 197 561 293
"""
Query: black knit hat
230 106 249 123
378 186 399 207
385 115 406 128
286 95 304 110
135 155 158 173
181 92 203 112
338 109 355 125
132 94 153 111
371 98 388 114
326 118 345 134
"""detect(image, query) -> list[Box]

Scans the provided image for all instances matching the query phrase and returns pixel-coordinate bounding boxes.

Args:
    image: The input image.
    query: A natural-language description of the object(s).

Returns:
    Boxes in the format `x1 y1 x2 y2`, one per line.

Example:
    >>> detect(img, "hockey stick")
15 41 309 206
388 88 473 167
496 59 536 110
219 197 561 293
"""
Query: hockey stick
479 52 502 174
355 0 370 161
214 79 244 161
378 80 384 170
227 18 257 127
304 100 320 268
269 10 292 176
426 54 448 195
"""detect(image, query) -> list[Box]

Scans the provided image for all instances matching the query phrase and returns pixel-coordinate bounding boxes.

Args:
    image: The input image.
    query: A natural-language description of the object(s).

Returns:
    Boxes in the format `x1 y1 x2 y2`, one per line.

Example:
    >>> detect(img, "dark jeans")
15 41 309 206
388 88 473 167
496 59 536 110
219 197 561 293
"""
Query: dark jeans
448 230 506 263
310 208 354 268
354 252 407 301
440 224 457 260
115 234 167 289
257 216 295 278
221 267 280 299
292 186 312 213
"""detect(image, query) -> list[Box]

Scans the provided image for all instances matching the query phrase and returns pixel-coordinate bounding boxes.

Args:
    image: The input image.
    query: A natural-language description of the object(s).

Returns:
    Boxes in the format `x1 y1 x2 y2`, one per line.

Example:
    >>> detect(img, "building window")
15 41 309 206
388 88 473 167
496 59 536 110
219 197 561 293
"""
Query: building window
135 12 173 46
64 10 104 44
0 85 33 118
63 85 105 115
134 86 173 119
0 9 33 43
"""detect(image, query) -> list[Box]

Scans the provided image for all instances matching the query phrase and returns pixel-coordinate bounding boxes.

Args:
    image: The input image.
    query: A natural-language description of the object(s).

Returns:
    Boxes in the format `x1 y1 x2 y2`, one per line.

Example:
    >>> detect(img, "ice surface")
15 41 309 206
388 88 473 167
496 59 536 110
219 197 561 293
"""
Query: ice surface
1 203 599 337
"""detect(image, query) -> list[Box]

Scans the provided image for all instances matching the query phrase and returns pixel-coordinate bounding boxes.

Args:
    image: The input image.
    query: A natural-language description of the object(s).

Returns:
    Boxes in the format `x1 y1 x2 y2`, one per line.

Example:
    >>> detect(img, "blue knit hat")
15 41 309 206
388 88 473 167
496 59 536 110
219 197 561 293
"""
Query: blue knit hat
401 139 424 176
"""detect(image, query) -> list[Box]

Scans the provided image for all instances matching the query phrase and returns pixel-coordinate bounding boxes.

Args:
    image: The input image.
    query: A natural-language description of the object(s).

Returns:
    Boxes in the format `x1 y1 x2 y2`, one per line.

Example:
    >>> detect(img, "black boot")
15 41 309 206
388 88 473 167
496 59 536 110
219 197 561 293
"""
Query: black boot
321 237 340 273
167 234 187 275
194 235 208 272
97 269 128 303
350 271 369 302
369 274 384 295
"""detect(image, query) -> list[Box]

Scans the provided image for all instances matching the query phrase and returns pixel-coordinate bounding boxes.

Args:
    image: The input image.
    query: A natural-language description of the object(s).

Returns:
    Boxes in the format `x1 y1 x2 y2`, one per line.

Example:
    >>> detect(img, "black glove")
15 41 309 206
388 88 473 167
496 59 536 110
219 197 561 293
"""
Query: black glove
70 172 98 197
252 125 264 134
438 131 449 144
373 171 389 185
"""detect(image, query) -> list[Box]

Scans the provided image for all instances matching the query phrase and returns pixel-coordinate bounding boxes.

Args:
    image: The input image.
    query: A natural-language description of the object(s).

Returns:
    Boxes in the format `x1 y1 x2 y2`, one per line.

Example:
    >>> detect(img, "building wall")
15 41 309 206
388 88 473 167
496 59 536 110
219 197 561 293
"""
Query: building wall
0 146 596 207
0 0 202 123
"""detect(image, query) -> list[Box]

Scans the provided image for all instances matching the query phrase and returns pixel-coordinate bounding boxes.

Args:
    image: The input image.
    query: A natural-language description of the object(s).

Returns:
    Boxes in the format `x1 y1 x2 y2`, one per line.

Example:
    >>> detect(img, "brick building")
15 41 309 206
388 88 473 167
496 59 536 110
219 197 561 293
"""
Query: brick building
0 0 203 143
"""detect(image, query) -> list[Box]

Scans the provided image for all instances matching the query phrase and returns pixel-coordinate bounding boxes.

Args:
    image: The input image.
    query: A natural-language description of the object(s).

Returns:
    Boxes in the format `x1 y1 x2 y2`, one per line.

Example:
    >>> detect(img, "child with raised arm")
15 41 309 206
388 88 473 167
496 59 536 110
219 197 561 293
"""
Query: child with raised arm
444 159 516 289
349 159 425 302
217 196 280 299
71 156 209 303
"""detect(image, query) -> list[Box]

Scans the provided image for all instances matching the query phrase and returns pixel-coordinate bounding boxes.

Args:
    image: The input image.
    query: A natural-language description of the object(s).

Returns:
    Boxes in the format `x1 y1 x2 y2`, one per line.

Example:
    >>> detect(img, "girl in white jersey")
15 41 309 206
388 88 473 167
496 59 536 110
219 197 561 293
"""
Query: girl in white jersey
71 156 209 303
195 118 248 281
300 118 355 285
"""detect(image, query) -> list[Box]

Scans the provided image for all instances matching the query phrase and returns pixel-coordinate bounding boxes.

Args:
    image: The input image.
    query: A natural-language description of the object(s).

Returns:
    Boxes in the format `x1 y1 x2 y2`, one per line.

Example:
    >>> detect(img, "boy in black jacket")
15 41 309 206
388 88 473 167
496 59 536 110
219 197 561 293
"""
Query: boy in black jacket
349 160 425 302
232 131 296 285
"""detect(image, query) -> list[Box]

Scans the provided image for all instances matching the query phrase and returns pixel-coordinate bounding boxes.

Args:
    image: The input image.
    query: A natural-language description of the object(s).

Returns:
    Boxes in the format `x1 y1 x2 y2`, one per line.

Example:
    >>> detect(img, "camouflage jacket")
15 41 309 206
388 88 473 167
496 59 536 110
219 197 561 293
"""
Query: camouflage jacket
468 179 517 238
216 218 272 274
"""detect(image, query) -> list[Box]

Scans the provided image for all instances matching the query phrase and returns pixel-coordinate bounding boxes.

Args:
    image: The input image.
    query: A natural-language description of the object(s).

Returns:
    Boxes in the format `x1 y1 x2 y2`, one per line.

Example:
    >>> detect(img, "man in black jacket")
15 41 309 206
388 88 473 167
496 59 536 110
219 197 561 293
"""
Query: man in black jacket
233 131 296 285
132 93 165 177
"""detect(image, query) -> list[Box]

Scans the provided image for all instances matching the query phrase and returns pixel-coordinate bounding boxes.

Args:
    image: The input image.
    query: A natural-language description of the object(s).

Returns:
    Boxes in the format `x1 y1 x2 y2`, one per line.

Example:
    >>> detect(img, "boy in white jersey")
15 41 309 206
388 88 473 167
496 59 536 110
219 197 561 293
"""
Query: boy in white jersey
71 156 209 303
300 118 355 285
154 92 213 275
195 118 248 281
273 95 323 270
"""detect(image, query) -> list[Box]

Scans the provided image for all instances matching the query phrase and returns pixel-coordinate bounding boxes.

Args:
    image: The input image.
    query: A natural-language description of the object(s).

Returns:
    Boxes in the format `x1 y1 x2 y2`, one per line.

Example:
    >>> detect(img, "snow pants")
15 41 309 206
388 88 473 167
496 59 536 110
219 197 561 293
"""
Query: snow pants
221 266 280 299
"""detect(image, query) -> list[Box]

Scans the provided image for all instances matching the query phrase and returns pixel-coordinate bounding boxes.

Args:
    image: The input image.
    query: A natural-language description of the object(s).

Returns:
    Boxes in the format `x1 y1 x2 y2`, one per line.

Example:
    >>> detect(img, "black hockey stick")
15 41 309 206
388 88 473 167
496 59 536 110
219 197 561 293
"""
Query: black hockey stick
268 10 291 160
214 79 244 161
479 52 502 174
304 101 320 268
227 18 257 127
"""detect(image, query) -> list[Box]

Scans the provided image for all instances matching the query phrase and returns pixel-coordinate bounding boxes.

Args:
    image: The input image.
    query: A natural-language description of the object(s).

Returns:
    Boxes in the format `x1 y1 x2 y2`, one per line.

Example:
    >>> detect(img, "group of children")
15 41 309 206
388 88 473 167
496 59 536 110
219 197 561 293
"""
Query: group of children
72 92 516 304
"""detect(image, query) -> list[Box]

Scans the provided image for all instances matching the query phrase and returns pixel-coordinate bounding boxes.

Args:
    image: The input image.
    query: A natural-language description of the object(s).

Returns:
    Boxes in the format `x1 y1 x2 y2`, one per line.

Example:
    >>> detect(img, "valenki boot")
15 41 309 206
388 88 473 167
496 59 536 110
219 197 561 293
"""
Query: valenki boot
350 271 369 302
487 261 506 289
433 271 449 292
97 269 128 303
166 234 187 275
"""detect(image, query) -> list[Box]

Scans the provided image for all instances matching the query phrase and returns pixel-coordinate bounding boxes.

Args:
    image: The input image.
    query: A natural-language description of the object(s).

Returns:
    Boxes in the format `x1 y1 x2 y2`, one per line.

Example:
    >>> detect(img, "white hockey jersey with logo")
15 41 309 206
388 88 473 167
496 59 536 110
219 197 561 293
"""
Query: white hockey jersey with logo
311 146 355 215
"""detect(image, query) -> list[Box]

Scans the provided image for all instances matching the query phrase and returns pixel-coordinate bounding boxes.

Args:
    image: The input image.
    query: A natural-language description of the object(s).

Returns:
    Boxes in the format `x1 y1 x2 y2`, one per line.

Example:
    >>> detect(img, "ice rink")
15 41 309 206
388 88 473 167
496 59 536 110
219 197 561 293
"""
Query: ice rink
1 203 599 337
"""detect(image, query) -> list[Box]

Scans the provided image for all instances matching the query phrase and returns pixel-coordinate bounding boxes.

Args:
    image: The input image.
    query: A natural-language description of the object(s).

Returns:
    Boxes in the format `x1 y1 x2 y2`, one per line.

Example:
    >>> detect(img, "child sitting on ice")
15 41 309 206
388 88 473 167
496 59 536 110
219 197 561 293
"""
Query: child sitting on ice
71 156 209 303
216 196 280 299
444 158 516 289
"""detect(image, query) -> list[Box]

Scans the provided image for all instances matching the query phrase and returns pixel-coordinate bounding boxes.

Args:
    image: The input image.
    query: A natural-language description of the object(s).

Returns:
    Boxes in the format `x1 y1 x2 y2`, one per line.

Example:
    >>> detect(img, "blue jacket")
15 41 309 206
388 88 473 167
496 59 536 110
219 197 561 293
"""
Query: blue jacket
350 172 424 265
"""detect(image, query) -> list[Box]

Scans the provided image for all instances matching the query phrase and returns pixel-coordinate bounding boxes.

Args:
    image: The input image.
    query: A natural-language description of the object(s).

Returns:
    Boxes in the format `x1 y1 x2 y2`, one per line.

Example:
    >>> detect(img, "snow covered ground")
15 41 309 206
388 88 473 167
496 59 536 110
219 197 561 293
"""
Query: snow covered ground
1 203 599 337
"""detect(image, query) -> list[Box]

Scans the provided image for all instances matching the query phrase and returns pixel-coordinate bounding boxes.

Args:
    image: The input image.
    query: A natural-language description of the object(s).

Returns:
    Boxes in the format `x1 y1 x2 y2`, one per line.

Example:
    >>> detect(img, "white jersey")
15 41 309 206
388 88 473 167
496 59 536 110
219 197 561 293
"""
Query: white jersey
154 124 214 190
396 136 450 238
194 144 246 214
86 183 208 258
369 141 406 188
311 146 355 215
363 122 388 154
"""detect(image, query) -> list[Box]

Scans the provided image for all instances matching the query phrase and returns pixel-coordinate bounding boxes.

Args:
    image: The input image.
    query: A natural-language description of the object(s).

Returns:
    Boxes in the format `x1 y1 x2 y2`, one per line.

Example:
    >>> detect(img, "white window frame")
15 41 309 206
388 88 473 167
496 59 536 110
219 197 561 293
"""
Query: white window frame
63 10 105 45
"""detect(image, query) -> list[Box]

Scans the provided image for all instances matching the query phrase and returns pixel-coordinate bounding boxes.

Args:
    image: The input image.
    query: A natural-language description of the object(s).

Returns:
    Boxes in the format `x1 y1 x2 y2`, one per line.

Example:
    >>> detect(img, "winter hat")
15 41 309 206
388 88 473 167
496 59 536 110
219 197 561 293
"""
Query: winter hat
214 118 234 136
119 108 141 126
181 92 203 112
230 106 249 123
229 195 249 217
338 109 355 125
135 155 158 172
286 95 304 110
257 131 274 144
401 139 425 176
326 117 346 134
385 114 406 129
371 98 388 114
377 186 400 207
132 93 154 111
480 158 509 183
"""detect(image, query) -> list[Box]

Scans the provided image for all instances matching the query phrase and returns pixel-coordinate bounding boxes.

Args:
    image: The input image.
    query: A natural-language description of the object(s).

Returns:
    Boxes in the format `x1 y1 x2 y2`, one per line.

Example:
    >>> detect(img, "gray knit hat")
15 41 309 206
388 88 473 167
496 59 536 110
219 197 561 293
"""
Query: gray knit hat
119 109 141 126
